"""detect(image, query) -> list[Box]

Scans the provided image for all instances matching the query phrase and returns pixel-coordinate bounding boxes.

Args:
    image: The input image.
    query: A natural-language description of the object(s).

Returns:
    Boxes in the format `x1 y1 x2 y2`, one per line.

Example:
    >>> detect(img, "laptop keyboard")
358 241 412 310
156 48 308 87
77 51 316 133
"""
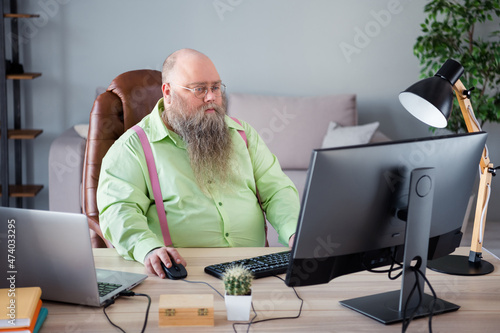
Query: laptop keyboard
204 251 291 279
98 282 122 297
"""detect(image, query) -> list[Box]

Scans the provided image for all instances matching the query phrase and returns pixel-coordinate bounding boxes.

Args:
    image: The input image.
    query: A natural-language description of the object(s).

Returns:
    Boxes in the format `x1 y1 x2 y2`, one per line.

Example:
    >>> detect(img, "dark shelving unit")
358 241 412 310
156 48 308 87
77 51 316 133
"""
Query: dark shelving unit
1 0 43 207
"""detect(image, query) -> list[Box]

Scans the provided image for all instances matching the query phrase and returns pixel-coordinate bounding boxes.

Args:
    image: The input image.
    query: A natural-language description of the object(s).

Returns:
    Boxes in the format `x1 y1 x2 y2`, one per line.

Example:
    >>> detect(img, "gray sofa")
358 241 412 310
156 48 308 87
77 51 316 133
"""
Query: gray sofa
49 93 389 247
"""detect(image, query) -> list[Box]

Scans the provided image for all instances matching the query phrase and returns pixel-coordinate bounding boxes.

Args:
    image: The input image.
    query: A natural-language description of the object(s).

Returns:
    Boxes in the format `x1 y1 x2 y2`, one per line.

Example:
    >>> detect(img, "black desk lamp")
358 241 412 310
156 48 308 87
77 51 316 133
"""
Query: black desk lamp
399 59 496 275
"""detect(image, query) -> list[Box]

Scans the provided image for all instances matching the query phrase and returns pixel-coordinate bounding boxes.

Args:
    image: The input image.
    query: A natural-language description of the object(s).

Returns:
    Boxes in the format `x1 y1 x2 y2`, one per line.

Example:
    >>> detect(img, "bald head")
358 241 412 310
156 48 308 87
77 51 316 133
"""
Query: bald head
162 49 220 85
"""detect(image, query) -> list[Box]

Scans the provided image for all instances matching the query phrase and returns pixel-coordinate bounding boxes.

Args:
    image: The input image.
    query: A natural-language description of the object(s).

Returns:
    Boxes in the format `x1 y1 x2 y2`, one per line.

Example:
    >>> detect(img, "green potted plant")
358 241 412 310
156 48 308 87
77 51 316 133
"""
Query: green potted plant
222 265 253 321
413 0 500 133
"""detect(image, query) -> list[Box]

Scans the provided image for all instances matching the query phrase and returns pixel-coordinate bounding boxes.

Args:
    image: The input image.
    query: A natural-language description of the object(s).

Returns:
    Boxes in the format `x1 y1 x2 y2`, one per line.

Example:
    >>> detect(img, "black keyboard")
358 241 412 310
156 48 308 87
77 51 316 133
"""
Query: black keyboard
98 282 122 297
204 251 290 279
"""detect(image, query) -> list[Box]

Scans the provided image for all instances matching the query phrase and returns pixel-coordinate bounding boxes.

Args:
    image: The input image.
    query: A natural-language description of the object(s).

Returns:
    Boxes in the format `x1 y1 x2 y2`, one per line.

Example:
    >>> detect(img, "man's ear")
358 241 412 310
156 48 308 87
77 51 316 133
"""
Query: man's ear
162 83 172 105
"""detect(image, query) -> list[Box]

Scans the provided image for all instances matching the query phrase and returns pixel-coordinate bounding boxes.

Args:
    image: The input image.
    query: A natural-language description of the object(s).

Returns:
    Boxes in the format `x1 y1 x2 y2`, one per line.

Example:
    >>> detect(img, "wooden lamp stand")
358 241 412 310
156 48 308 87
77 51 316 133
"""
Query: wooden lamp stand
427 79 496 275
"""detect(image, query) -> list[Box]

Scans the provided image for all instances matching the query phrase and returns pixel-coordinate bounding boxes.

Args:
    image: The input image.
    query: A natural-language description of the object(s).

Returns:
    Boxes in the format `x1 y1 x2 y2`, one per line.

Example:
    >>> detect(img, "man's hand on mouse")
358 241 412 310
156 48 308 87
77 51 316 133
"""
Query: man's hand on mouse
144 247 187 279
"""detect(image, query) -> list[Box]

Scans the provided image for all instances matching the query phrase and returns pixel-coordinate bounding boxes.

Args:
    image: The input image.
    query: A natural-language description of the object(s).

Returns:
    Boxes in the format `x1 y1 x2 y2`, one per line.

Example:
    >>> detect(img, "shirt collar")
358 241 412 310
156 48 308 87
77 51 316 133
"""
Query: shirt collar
148 98 183 147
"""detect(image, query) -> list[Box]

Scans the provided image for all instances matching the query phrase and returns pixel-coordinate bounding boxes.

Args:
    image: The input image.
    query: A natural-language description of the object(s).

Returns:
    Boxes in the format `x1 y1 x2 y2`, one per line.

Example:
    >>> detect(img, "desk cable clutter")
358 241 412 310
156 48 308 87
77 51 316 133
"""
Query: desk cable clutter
364 247 439 333
102 291 151 333
99 258 439 333
177 276 304 332
99 275 303 333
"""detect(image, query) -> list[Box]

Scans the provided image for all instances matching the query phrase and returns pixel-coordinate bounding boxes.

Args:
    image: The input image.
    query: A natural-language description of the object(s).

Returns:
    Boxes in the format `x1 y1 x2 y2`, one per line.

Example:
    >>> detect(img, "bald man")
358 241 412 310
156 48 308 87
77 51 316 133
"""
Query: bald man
97 49 300 278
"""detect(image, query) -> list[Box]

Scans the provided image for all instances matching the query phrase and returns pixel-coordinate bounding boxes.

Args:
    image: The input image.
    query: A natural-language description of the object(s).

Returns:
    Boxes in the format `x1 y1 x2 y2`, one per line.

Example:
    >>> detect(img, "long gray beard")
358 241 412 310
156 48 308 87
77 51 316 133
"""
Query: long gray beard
163 95 234 194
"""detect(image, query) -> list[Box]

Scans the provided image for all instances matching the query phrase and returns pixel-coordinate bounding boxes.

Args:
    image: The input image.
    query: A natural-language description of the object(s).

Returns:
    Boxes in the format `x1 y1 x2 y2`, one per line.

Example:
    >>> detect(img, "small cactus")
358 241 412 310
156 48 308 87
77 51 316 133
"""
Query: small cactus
222 265 253 296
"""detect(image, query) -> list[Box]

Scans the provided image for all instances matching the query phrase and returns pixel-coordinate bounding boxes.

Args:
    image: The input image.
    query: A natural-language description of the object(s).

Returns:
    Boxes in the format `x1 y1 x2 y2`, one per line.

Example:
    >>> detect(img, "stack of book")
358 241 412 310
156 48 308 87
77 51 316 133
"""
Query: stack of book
0 287 47 333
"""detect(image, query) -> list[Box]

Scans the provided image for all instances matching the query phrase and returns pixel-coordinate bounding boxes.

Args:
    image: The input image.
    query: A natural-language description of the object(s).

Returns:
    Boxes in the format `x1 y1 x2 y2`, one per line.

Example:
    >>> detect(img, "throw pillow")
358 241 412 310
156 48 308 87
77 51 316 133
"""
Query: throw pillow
74 124 89 139
321 121 379 148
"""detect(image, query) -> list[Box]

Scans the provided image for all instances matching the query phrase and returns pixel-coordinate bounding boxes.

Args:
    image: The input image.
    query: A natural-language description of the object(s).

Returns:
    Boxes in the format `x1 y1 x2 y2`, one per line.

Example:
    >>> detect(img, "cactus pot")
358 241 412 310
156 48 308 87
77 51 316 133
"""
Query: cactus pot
225 289 252 321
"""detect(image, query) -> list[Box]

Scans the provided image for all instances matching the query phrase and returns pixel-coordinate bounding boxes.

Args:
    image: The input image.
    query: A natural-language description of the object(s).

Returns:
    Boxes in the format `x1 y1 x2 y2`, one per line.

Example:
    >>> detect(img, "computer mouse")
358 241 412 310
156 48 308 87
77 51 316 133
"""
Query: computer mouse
161 261 188 280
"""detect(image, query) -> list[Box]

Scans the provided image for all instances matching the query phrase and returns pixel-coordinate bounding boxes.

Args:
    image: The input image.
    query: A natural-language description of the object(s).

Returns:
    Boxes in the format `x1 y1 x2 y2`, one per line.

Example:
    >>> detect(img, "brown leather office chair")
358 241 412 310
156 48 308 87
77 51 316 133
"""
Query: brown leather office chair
82 69 163 248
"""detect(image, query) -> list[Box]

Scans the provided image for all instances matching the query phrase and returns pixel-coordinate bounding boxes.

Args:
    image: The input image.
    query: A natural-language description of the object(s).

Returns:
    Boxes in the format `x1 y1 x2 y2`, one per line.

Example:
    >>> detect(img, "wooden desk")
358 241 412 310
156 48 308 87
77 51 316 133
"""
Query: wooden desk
41 247 499 332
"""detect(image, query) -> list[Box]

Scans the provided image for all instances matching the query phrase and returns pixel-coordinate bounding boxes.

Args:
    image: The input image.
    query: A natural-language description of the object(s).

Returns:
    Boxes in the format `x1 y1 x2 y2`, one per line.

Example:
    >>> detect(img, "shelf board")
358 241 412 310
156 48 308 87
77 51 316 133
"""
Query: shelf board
1 129 43 140
3 13 40 18
0 185 43 198
6 72 42 80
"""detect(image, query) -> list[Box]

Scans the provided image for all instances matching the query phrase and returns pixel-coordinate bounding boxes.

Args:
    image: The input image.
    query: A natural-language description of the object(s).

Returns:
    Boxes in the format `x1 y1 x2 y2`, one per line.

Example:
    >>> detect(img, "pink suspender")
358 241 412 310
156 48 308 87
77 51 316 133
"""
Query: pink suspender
231 118 269 247
132 118 268 247
131 125 173 246
230 117 247 146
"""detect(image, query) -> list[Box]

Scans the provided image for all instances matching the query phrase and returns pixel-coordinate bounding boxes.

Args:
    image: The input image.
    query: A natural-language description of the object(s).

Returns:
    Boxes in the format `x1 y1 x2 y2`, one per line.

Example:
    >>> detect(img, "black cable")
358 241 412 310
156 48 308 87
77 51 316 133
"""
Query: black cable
415 268 437 333
401 265 438 333
103 299 126 333
129 293 152 333
244 302 259 333
360 249 438 333
363 248 403 277
181 276 303 332
402 269 423 333
102 291 152 333
181 278 225 299
364 257 403 279
231 275 304 333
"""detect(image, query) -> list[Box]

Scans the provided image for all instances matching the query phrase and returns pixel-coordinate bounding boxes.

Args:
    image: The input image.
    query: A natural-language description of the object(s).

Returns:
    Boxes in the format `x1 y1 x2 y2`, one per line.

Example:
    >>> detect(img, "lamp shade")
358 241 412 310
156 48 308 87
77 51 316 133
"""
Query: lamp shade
399 59 464 128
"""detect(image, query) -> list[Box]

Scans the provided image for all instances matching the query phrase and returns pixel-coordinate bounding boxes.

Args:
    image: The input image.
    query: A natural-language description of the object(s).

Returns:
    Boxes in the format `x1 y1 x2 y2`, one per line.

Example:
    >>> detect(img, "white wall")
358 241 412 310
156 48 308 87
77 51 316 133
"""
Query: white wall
14 0 499 219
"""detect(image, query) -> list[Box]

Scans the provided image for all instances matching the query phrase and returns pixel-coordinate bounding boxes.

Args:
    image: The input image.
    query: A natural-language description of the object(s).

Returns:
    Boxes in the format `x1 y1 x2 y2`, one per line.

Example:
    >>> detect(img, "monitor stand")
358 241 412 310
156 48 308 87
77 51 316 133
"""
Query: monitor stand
340 168 460 324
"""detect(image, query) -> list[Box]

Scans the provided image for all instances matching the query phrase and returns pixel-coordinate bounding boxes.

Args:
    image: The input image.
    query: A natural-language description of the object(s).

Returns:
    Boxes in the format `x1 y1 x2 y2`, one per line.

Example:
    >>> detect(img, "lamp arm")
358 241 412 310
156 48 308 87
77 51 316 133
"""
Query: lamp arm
452 79 490 169
452 79 495 261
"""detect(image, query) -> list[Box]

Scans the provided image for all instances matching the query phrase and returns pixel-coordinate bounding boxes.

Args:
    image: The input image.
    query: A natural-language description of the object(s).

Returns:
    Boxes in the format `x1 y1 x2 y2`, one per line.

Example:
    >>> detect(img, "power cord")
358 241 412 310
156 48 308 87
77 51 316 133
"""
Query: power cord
363 248 403 280
181 278 225 298
232 275 304 333
102 291 152 333
364 252 437 333
182 276 304 333
401 267 437 333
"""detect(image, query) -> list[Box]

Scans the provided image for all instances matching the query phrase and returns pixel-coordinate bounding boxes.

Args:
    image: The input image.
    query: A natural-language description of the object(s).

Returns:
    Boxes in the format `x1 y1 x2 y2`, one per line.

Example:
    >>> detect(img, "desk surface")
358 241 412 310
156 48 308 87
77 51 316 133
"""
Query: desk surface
42 247 500 332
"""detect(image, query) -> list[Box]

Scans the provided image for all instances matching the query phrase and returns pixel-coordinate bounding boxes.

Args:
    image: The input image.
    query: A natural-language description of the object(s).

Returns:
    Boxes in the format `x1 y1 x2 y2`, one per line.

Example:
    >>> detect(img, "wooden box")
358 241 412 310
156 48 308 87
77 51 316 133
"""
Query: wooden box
158 294 214 327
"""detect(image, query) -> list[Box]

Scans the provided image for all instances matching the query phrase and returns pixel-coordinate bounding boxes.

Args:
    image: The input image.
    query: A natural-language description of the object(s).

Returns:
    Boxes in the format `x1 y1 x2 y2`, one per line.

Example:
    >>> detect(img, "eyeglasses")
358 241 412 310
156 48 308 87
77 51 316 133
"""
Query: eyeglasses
170 82 226 99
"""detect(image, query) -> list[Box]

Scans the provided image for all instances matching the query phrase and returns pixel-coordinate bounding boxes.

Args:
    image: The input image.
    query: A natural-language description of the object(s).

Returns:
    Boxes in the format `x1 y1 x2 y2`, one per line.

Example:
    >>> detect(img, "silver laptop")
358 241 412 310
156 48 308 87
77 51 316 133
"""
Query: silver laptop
0 207 147 307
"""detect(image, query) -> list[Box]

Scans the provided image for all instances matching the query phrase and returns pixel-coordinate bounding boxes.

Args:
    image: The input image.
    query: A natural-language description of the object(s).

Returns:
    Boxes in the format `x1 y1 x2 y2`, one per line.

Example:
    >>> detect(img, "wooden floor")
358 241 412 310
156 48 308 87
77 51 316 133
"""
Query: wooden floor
462 220 500 259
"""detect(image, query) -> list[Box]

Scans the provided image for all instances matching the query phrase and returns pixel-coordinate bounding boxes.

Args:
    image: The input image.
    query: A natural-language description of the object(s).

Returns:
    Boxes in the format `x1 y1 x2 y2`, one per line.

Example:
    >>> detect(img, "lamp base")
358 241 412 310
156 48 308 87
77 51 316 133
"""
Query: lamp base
427 254 494 276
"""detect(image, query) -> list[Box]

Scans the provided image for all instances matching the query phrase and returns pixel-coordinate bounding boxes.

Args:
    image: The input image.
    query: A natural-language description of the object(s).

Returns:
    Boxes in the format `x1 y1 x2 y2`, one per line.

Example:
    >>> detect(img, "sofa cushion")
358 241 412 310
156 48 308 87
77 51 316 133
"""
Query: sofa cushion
321 121 379 149
228 93 357 169
284 170 308 201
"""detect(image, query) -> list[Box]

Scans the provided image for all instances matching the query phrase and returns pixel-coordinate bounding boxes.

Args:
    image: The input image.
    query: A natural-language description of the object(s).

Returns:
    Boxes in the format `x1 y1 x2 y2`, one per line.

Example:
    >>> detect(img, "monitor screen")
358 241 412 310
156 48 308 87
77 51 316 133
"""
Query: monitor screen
285 132 487 288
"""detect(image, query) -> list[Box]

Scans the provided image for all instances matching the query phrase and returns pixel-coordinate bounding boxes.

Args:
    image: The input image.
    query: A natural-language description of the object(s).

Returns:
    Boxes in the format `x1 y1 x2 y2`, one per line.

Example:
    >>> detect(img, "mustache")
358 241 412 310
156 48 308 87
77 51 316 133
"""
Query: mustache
199 102 224 115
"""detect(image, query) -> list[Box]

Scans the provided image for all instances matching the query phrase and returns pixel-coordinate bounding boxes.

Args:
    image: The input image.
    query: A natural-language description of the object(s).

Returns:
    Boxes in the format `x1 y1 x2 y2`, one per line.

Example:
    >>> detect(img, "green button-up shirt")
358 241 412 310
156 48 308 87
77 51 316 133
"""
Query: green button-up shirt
97 98 300 263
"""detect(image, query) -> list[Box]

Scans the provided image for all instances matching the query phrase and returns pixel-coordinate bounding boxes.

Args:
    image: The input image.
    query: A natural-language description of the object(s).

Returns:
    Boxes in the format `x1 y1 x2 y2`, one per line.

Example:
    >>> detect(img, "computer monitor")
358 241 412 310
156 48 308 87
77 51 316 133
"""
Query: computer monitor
285 131 487 324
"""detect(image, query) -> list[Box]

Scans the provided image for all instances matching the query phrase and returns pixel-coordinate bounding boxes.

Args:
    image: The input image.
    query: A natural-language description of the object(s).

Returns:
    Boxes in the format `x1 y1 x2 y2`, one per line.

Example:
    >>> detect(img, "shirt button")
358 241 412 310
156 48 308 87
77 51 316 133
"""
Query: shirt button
225 233 229 237
218 202 223 206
